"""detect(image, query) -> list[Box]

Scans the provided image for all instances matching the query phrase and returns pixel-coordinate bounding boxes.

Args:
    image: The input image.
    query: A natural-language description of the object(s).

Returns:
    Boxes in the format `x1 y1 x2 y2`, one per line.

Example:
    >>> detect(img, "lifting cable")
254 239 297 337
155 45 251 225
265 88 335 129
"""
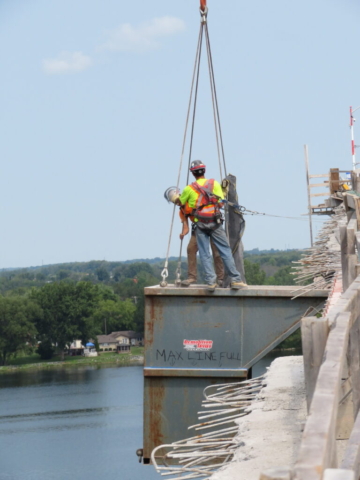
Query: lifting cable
161 1 227 286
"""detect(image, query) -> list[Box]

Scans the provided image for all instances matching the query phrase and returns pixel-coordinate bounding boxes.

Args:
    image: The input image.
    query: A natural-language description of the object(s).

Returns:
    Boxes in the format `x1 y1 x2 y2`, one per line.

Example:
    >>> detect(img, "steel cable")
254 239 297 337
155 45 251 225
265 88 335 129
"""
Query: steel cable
161 23 204 286
161 8 233 285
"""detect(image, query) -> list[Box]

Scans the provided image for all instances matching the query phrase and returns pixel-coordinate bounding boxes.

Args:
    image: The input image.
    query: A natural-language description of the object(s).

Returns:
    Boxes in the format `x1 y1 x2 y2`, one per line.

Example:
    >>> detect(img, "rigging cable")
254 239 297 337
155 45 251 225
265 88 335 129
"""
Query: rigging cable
160 15 204 286
161 2 228 286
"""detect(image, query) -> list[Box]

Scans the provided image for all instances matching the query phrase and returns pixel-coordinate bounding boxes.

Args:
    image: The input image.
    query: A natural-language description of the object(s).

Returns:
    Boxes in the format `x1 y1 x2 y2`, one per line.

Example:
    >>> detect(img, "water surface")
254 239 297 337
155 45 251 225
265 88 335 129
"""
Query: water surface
0 351 300 480
0 366 160 480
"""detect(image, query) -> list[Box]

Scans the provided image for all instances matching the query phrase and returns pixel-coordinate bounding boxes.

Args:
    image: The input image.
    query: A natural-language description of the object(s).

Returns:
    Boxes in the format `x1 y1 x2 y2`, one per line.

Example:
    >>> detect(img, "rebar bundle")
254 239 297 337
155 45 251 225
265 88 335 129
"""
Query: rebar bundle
151 375 265 479
291 206 346 299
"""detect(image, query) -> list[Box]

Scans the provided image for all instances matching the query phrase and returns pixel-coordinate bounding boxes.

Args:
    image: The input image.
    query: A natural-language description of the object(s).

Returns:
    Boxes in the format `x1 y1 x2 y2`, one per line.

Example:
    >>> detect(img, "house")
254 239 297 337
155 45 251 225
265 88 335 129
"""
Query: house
127 331 144 346
96 331 144 353
68 340 84 356
111 331 144 346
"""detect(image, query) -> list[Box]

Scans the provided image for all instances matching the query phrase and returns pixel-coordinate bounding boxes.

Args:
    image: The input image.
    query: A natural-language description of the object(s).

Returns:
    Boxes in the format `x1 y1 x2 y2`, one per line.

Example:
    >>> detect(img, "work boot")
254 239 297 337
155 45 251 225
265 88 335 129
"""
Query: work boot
230 281 247 290
181 279 196 287
206 283 218 292
217 280 223 288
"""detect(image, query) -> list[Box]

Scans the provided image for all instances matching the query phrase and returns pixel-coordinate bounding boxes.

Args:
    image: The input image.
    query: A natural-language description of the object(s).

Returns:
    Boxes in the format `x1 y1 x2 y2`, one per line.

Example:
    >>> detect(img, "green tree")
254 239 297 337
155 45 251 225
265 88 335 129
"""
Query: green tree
37 339 55 360
57 270 70 281
0 296 39 365
96 266 110 282
244 260 266 285
92 298 136 334
94 336 100 353
265 266 295 286
30 281 102 360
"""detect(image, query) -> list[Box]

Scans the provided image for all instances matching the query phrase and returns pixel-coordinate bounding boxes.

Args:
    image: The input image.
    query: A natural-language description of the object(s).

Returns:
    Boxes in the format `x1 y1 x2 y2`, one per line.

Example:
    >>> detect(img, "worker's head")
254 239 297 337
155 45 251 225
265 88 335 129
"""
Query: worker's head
190 160 206 178
164 186 181 205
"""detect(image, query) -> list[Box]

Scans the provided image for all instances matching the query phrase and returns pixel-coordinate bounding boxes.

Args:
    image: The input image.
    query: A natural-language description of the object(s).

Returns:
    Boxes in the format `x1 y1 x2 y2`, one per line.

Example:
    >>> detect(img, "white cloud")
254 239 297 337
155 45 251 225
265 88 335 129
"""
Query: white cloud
100 16 185 53
42 51 93 75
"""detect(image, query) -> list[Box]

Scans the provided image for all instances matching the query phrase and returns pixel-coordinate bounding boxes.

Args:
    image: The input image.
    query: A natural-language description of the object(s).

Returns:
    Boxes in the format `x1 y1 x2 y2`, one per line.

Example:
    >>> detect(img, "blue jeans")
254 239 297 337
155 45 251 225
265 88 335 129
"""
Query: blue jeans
195 224 242 285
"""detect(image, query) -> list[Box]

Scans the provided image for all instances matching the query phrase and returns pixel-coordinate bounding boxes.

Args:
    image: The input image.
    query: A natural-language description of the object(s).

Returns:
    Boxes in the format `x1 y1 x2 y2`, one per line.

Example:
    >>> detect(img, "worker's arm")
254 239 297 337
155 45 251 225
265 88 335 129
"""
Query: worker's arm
180 215 189 240
179 206 190 239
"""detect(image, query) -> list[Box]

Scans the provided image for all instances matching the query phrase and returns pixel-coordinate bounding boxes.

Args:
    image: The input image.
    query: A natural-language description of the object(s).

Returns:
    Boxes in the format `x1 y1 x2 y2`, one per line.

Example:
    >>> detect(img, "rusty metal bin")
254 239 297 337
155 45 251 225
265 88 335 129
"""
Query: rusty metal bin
143 285 327 462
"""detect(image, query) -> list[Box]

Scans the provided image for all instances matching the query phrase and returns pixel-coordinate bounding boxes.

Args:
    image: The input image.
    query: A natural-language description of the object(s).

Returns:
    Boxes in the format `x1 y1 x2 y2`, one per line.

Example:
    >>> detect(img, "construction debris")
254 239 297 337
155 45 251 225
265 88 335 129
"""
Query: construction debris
291 206 347 299
151 376 265 480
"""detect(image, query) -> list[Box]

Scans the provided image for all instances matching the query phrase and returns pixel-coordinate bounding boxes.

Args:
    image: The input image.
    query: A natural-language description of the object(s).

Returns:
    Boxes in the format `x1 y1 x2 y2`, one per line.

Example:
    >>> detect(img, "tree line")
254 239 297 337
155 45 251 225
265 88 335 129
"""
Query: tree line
0 281 140 365
0 251 303 364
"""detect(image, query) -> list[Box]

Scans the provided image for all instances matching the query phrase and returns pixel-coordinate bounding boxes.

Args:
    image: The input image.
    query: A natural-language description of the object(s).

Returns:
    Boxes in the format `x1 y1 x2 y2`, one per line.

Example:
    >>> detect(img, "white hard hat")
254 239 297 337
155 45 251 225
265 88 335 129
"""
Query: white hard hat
164 186 180 204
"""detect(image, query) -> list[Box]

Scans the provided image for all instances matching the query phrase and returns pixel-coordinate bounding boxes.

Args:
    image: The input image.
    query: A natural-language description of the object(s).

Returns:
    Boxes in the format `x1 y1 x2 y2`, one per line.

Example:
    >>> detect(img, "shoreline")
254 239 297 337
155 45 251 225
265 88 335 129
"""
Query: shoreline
0 354 145 374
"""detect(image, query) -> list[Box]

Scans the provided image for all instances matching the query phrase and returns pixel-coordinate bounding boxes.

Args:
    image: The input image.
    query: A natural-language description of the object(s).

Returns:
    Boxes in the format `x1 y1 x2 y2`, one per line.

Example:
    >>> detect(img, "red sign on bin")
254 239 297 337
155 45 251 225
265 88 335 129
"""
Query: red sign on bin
183 339 213 351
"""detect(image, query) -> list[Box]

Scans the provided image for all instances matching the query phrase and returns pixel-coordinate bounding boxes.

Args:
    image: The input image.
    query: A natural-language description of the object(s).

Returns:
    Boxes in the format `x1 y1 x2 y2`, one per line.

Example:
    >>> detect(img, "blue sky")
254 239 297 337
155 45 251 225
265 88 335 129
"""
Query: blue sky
0 0 359 268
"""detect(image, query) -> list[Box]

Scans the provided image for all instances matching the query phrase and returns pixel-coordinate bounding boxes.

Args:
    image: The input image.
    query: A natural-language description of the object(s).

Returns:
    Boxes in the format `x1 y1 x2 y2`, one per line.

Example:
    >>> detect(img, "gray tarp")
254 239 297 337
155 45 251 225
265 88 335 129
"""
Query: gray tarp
223 174 246 286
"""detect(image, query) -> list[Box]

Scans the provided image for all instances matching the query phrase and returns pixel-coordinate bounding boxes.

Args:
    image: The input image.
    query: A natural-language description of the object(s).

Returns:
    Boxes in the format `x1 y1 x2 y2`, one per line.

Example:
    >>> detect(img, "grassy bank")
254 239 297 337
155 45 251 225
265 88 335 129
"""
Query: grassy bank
0 348 144 374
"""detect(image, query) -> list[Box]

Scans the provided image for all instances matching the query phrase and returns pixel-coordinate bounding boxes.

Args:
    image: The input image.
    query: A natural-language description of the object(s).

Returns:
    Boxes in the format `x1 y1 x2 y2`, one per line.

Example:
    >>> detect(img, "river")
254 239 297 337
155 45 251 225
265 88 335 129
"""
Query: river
0 351 300 480
0 366 160 480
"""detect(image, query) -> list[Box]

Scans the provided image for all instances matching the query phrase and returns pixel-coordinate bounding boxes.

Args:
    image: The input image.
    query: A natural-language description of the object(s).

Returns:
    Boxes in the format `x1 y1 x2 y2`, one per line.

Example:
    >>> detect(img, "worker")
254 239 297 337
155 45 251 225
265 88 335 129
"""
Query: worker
166 161 247 291
164 187 224 286
181 221 224 288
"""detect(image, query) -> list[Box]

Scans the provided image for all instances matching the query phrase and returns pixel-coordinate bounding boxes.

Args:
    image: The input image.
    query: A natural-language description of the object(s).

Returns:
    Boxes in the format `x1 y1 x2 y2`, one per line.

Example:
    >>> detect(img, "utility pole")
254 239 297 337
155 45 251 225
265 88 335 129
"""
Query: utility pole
304 145 313 247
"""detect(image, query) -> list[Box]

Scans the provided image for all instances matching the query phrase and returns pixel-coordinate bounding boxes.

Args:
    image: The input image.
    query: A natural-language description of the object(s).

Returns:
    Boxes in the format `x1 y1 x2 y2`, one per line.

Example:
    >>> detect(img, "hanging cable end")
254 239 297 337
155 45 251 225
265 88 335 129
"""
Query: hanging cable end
160 267 169 288
199 5 208 23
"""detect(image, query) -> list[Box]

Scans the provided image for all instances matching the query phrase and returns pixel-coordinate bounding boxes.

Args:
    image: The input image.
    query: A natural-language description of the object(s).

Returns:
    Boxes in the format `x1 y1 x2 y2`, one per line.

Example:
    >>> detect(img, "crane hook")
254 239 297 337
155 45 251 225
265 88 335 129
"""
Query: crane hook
199 0 208 22
200 0 207 12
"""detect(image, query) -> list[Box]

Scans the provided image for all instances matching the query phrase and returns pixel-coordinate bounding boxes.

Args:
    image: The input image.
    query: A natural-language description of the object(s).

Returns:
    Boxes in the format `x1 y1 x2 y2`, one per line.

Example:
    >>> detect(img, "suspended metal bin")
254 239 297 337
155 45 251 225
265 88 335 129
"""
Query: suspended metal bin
143 285 327 463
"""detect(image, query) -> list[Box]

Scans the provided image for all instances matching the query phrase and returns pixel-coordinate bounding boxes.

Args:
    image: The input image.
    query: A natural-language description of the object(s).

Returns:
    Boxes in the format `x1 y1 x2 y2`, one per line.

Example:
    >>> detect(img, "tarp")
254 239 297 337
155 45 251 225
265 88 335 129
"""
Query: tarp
223 174 246 286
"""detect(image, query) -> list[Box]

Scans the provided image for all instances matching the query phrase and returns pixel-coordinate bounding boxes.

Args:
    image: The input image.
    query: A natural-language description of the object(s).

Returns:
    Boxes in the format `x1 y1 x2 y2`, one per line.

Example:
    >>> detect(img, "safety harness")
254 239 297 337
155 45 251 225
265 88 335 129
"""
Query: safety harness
190 179 222 224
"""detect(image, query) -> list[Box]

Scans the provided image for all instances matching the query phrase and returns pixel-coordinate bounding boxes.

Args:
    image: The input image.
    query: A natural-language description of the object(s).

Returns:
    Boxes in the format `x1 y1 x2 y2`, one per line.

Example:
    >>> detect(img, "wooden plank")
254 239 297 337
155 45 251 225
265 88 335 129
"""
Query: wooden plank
330 168 340 194
323 469 355 480
295 312 352 480
301 316 329 412
341 410 360 478
259 468 293 480
310 192 330 197
309 174 329 178
310 183 329 188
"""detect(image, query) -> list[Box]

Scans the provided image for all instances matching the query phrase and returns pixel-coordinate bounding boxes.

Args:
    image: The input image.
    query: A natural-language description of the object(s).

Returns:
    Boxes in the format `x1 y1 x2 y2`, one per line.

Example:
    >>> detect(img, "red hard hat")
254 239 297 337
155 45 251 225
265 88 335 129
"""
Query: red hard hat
190 160 206 172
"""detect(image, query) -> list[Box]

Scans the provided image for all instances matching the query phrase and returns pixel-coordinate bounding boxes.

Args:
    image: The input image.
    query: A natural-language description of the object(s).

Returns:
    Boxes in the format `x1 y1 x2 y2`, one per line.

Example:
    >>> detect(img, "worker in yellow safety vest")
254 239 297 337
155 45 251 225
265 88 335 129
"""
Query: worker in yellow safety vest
178 198 224 288
166 160 247 292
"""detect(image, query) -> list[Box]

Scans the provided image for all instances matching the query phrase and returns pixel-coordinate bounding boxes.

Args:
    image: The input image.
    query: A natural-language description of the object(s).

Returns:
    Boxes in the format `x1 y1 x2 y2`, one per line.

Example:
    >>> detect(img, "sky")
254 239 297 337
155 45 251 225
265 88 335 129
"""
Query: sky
0 0 359 268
